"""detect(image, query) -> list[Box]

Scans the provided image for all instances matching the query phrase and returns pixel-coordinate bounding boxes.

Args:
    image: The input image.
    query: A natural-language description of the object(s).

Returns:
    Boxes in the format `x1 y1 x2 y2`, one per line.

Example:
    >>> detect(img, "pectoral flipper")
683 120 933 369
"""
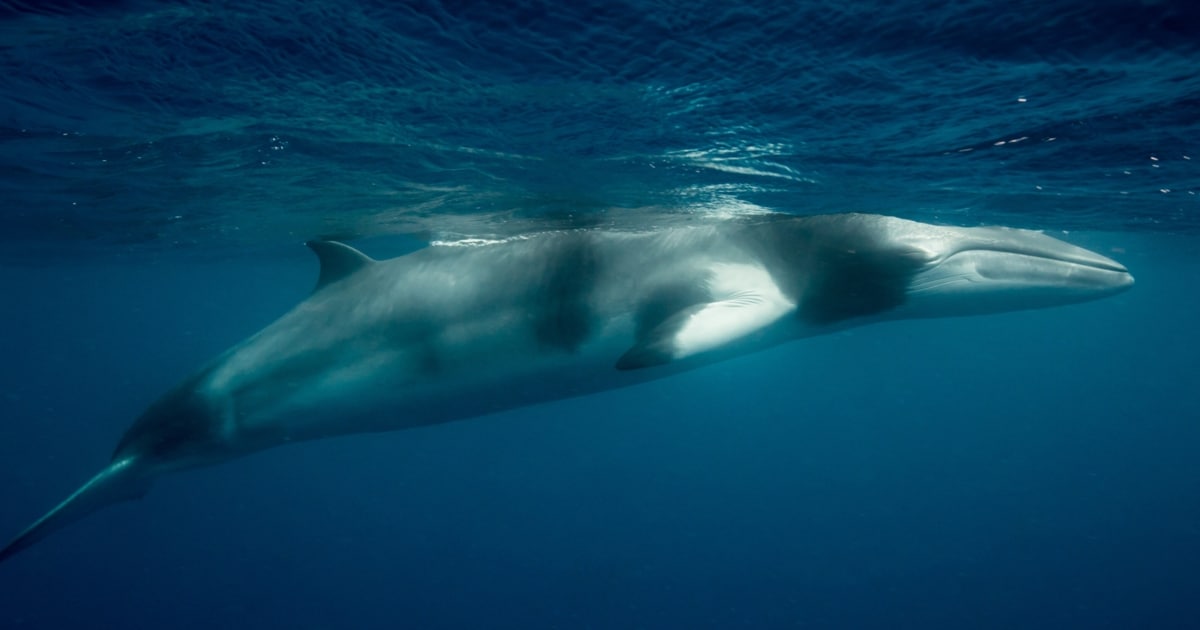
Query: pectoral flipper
617 263 795 369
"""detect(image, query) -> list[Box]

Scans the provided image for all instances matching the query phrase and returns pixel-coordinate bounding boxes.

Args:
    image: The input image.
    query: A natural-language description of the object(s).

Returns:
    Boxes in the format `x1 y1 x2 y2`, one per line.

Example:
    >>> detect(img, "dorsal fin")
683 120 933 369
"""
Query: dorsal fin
306 240 375 291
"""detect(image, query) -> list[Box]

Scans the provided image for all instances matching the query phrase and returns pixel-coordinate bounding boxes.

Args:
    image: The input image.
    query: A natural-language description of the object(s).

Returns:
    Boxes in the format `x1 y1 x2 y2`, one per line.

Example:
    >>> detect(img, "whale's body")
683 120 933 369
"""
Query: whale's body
0 213 1133 564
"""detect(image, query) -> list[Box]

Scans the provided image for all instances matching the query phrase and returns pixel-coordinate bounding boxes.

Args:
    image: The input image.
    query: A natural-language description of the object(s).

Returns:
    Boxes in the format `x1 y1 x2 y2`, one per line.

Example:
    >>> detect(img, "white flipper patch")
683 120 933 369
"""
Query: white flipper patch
616 262 795 369
671 263 795 359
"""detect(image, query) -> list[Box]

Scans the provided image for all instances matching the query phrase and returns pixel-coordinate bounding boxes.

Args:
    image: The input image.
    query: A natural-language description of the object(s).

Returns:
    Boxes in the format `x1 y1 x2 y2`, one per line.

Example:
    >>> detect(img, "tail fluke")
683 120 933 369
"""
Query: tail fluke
0 458 150 565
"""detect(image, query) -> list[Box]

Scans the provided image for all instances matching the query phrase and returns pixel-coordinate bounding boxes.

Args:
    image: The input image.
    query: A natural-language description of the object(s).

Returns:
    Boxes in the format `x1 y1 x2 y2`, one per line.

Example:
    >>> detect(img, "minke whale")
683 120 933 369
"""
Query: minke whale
0 213 1133 564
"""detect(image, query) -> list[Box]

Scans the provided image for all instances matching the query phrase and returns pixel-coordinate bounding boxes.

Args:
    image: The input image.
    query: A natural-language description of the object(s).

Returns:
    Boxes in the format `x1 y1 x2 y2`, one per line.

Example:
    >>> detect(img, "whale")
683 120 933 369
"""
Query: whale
0 213 1133 564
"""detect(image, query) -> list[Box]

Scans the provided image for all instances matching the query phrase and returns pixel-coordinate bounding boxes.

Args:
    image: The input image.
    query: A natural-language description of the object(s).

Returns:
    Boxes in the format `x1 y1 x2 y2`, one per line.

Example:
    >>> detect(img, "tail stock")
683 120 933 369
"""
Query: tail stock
0 458 150 565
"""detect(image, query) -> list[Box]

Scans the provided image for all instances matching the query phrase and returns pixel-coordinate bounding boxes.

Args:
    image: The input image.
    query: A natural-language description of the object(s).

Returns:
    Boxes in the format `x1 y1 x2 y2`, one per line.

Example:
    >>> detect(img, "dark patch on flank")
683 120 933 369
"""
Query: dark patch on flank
743 215 927 327
533 235 599 352
798 247 919 325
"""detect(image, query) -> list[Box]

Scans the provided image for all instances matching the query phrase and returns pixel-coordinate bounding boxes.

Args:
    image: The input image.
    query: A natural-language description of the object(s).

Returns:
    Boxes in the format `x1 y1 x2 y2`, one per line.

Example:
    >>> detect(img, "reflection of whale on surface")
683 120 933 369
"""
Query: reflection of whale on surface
0 213 1134 564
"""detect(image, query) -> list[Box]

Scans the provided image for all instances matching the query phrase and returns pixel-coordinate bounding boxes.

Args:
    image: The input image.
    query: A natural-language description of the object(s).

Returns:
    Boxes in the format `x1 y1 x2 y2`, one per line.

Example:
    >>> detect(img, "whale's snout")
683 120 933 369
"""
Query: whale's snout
901 225 1133 317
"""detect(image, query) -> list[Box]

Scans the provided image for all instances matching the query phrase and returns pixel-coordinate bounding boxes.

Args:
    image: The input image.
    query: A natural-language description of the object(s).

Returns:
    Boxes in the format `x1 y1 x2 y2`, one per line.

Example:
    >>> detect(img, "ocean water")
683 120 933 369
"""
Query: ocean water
0 0 1197 628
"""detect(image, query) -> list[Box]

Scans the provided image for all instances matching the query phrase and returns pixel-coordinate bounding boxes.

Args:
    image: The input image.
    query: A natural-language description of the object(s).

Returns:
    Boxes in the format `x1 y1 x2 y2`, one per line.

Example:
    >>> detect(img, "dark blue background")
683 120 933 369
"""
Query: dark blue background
1 1 1198 628
0 0 1196 259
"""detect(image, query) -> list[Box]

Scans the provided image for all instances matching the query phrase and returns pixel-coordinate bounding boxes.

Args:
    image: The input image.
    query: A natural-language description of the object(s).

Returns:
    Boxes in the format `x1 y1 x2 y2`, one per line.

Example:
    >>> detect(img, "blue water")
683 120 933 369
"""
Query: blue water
0 0 1197 627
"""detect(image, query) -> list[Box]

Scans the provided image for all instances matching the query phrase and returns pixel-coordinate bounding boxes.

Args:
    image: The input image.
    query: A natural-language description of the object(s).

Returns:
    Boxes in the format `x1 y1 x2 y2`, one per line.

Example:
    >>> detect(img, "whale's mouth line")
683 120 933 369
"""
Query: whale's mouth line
944 246 1131 274
909 246 1136 297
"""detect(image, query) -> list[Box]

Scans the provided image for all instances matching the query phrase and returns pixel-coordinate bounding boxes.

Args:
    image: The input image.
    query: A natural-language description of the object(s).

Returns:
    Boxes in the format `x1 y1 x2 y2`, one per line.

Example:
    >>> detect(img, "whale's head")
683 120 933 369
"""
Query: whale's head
754 214 1133 326
893 220 1134 318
